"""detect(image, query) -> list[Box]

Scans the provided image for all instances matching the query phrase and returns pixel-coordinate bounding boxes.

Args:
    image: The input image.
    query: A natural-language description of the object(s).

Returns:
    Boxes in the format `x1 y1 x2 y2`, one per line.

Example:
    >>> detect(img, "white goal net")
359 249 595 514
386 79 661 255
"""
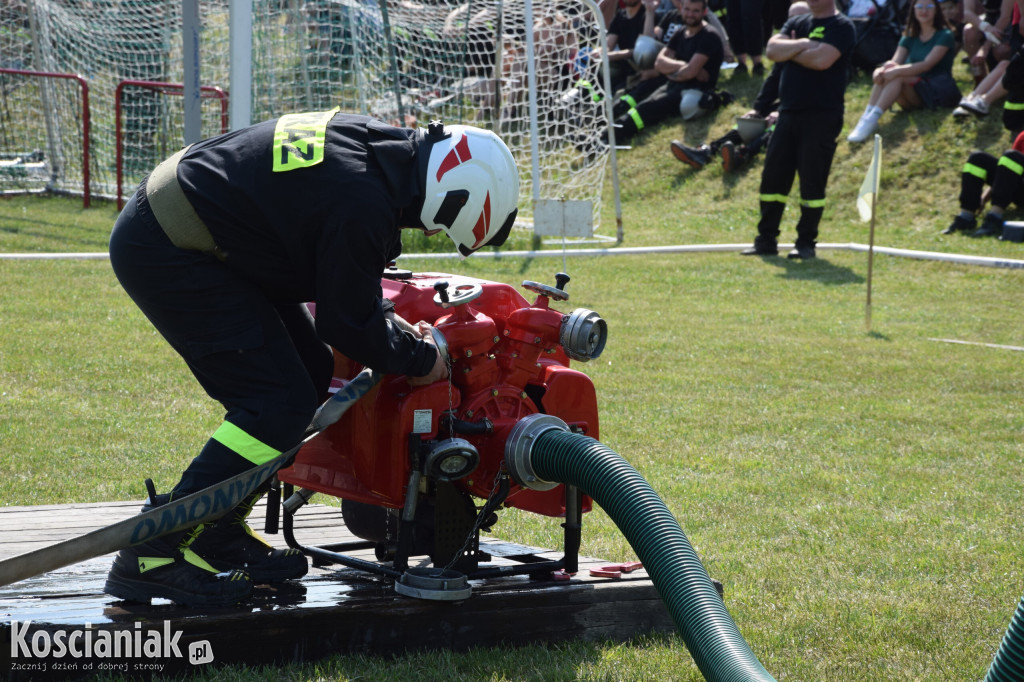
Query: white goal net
0 0 616 235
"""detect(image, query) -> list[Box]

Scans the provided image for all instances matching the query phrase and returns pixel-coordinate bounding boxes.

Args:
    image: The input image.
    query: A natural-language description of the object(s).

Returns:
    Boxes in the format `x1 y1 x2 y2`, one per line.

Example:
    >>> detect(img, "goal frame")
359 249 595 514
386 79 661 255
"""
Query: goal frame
0 67 91 207
114 79 229 210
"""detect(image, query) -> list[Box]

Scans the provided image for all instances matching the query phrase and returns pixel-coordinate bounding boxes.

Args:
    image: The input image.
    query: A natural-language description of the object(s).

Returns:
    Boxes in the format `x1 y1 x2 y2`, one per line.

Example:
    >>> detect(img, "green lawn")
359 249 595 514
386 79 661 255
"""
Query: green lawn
1 61 1023 681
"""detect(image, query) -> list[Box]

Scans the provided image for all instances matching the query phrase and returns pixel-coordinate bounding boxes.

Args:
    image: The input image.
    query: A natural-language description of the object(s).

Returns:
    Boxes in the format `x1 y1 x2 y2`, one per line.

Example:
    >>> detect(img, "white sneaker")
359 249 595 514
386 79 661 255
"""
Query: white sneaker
847 116 878 143
952 105 972 118
961 96 990 116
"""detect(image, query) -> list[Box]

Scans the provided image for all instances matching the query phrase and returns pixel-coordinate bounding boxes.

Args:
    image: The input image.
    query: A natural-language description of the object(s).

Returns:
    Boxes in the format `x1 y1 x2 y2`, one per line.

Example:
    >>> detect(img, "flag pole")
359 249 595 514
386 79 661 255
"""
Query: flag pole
862 134 881 333
866 180 877 332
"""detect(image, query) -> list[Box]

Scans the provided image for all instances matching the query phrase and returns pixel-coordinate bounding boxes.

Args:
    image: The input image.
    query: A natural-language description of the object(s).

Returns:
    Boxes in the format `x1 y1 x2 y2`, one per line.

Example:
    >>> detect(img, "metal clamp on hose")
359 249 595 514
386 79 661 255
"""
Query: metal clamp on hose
503 414 569 491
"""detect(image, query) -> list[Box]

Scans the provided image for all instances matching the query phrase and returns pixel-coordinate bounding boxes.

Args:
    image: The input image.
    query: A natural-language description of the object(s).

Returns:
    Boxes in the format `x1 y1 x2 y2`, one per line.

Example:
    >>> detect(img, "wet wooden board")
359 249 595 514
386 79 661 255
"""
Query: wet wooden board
0 501 673 680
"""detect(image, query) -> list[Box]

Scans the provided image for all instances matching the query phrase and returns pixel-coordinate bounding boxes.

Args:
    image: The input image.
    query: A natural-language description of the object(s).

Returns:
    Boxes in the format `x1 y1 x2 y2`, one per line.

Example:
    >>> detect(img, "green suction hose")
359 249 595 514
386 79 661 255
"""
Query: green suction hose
985 593 1024 681
505 415 774 682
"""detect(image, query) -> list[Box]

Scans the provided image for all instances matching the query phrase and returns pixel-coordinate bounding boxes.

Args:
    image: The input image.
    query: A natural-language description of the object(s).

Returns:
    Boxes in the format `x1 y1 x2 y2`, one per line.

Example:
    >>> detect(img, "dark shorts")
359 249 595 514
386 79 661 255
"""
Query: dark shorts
915 72 962 109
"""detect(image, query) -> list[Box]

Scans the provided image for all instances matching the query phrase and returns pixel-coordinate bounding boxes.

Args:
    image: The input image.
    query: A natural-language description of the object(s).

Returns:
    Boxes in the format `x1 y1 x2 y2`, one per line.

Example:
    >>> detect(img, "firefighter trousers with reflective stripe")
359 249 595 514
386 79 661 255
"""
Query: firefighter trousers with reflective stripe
109 183 335 497
756 109 842 249
614 79 702 141
959 149 1024 213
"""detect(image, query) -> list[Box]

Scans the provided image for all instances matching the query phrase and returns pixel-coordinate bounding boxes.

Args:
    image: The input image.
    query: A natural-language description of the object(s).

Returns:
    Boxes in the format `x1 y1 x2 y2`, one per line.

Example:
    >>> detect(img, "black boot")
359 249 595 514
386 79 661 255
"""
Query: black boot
105 524 253 606
188 489 308 584
971 212 1004 237
720 141 750 172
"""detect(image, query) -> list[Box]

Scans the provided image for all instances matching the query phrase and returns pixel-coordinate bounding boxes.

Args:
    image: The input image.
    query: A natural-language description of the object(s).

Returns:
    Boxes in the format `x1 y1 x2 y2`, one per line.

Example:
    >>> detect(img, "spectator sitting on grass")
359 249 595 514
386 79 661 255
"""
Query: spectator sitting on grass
847 0 960 142
610 0 724 143
613 0 735 125
669 0 810 170
958 0 1011 84
594 0 658 94
670 66 780 170
943 129 1024 237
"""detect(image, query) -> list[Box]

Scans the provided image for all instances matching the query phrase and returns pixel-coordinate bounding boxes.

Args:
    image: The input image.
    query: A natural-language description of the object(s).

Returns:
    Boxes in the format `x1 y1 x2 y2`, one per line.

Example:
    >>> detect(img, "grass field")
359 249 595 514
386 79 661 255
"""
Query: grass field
1 60 1023 681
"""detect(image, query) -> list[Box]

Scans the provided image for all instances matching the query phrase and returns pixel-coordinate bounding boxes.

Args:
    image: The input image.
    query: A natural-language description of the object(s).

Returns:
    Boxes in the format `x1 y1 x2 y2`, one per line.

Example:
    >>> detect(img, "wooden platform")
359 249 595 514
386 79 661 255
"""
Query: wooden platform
0 501 673 680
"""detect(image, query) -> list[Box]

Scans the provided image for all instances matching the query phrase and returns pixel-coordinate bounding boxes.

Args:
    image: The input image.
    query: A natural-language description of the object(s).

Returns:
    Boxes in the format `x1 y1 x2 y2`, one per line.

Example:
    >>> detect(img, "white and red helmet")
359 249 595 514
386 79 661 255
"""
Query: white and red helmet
419 121 520 257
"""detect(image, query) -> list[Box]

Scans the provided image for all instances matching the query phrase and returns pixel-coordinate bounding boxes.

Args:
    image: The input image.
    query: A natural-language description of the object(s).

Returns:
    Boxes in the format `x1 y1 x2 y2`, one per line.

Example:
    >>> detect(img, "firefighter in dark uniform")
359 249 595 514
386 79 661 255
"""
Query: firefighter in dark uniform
942 43 1024 237
740 0 855 260
105 113 520 606
1002 43 1024 138
944 130 1024 237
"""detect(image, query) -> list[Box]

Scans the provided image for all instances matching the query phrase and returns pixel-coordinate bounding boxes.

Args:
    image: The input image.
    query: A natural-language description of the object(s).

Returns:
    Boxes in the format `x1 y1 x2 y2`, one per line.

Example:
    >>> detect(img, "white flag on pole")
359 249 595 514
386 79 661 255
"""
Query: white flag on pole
857 134 882 222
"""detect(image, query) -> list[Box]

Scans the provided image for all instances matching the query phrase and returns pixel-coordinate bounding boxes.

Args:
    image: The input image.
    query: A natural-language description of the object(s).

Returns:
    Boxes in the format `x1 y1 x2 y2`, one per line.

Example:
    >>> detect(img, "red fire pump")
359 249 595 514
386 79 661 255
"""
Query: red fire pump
275 268 608 597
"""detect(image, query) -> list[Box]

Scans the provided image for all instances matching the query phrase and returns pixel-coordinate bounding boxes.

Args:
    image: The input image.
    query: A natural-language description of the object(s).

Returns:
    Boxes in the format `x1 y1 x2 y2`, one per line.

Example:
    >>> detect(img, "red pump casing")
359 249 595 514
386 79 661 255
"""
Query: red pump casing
278 272 597 517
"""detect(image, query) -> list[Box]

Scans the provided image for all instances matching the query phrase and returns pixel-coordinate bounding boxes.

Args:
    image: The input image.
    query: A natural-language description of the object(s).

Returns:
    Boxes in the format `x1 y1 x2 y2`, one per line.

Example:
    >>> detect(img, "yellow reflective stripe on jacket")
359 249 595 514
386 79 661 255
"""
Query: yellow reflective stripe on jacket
272 107 339 172
963 162 987 180
998 155 1024 175
211 422 281 465
760 193 788 203
801 198 826 208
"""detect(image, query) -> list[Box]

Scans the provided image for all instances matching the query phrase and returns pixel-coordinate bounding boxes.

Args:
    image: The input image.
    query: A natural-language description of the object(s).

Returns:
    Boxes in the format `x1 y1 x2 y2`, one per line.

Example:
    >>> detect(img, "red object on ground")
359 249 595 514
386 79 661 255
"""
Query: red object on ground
589 562 644 578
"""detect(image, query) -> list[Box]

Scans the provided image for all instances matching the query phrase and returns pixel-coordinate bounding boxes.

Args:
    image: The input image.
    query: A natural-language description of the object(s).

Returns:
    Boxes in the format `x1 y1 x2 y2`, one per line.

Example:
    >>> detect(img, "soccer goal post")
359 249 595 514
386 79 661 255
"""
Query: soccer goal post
2 0 622 240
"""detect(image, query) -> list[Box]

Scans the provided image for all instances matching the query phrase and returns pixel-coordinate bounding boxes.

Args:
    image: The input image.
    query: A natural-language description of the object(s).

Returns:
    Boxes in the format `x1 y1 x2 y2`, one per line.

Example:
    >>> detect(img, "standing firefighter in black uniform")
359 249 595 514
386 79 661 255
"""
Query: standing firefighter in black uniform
740 0 855 260
105 113 520 606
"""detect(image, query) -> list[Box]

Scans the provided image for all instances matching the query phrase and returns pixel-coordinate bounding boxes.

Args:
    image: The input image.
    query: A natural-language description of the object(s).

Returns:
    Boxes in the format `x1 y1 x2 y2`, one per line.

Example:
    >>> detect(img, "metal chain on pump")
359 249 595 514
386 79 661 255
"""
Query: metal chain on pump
445 345 455 441
443 465 508 573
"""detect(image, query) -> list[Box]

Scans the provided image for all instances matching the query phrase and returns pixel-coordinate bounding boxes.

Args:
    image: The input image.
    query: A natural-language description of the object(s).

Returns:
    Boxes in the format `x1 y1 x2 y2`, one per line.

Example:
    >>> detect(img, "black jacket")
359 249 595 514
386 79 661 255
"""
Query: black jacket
176 113 436 377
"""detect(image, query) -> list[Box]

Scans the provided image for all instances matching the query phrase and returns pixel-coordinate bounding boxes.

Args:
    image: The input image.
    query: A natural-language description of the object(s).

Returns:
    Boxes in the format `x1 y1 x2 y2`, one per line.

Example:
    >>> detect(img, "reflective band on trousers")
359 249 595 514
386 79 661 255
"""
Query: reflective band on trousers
578 81 602 102
622 94 637 109
801 198 826 208
760 193 788 203
998 155 1024 176
963 162 987 180
211 422 281 465
628 108 644 130
1005 100 1024 110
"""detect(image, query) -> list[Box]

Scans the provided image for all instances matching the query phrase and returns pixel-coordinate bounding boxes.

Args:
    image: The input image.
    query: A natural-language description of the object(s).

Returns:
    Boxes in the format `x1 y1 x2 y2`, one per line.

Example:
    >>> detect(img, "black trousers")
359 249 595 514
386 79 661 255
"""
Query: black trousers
726 0 764 57
613 75 668 119
108 185 334 497
756 109 842 250
614 80 691 141
959 149 1024 212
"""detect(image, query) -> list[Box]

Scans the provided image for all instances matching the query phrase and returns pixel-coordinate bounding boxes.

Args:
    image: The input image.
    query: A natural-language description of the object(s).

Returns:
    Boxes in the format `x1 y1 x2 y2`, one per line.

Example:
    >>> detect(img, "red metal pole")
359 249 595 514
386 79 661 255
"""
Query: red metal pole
78 76 90 208
0 68 91 208
115 80 230 210
205 86 229 134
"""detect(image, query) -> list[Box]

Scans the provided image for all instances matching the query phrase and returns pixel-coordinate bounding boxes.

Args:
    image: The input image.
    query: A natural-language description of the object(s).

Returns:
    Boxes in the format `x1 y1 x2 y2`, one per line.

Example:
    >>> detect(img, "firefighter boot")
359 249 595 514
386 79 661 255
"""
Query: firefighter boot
104 524 253 607
188 489 308 584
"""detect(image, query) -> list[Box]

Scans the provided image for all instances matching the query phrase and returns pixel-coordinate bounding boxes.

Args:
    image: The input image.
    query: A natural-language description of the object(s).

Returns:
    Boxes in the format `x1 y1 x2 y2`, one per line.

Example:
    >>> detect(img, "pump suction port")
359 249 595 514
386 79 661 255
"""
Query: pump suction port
560 308 607 362
503 414 570 491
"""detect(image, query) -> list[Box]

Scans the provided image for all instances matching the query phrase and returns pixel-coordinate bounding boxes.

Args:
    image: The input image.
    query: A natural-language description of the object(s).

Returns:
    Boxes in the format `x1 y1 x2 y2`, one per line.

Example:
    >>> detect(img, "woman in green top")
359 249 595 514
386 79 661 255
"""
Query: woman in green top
847 0 960 142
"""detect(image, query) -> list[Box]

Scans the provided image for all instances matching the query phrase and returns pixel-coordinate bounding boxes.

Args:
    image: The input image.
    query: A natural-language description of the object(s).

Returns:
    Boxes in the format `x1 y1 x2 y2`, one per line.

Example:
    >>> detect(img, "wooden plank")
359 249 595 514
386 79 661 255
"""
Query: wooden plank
1 573 671 679
0 501 675 679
